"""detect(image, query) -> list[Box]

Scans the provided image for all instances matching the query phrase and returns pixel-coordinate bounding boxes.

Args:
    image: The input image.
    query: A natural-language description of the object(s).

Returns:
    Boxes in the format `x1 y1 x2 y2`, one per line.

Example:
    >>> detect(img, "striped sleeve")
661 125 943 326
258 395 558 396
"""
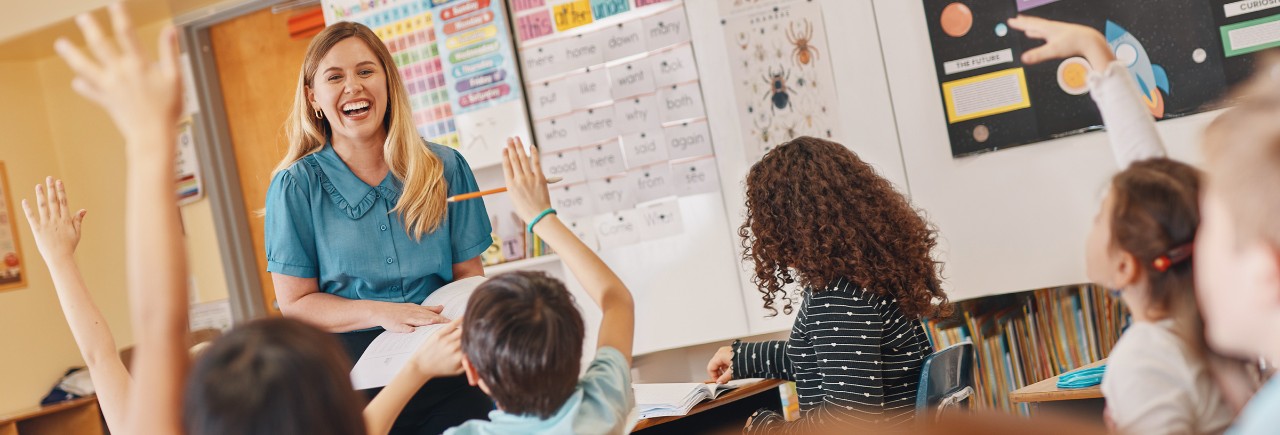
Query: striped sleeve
747 290 888 433
731 340 796 381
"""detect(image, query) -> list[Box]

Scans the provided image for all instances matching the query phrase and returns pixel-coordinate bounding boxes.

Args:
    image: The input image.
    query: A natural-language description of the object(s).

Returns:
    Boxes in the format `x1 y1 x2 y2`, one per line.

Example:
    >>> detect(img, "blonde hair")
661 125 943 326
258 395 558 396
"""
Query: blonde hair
1203 54 1280 249
276 22 447 240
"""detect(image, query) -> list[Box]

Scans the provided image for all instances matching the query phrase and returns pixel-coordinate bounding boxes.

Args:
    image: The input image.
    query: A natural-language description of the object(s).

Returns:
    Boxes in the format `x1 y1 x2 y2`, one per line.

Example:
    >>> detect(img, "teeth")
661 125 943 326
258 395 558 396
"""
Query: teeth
342 100 370 112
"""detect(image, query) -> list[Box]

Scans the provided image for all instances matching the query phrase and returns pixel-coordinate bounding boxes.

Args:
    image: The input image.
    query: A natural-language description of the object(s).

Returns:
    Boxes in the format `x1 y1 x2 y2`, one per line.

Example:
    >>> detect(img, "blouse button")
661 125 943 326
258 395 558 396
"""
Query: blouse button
386 257 395 264
380 224 388 231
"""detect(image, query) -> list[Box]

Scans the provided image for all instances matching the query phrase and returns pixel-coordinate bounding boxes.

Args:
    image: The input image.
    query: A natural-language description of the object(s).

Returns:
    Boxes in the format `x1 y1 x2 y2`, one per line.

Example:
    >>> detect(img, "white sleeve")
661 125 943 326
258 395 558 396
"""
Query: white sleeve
1088 61 1167 169
1100 336 1196 435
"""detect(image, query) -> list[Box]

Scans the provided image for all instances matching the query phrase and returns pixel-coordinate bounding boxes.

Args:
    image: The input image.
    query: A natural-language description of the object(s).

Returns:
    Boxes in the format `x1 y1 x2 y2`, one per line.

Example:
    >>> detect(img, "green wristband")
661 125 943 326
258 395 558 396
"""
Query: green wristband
527 208 557 233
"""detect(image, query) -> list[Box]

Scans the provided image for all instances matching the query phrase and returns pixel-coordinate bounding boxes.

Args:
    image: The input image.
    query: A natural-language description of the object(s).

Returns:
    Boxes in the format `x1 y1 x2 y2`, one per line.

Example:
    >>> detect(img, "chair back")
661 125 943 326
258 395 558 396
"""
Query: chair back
915 342 975 422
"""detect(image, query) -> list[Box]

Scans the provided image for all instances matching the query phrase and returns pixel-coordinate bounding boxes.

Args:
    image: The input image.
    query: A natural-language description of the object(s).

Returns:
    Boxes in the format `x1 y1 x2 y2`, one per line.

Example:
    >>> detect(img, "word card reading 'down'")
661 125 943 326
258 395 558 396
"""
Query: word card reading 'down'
603 19 648 61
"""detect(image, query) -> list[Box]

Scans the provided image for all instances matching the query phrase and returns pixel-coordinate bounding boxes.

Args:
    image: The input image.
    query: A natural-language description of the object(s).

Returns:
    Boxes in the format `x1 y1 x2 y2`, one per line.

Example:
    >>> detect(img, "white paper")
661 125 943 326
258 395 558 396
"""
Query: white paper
560 31 607 72
350 276 487 390
522 39 564 81
542 147 587 184
663 120 714 159
576 105 619 145
622 131 668 169
637 198 684 239
535 111 582 152
455 100 532 170
603 18 649 61
671 157 722 196
659 82 706 123
189 299 232 332
650 45 699 87
550 182 596 218
613 95 662 136
588 175 637 213
582 140 629 179
609 58 655 100
595 209 643 250
644 6 691 51
629 163 674 204
565 217 600 251
569 66 614 108
180 52 200 116
528 78 573 119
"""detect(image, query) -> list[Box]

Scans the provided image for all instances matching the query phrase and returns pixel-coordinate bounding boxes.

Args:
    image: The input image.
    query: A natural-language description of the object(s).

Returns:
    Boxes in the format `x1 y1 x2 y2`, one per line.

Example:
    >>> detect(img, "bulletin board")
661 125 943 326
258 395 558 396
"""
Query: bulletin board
924 0 1272 157
323 0 533 168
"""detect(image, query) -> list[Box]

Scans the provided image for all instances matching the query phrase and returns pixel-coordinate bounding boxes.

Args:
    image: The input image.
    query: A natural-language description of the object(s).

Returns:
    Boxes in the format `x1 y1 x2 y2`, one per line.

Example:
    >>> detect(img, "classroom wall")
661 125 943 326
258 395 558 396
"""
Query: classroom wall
0 16 231 414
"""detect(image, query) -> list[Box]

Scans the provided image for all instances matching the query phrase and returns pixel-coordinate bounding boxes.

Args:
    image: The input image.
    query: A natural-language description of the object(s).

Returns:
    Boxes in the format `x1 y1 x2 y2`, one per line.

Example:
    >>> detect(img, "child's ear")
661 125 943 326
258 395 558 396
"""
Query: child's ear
1115 250 1143 288
461 355 479 387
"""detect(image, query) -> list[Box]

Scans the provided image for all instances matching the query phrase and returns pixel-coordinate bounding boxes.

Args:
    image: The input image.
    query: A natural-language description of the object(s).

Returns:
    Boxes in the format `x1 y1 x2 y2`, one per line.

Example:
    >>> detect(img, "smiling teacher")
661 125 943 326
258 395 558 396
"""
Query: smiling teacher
263 22 493 434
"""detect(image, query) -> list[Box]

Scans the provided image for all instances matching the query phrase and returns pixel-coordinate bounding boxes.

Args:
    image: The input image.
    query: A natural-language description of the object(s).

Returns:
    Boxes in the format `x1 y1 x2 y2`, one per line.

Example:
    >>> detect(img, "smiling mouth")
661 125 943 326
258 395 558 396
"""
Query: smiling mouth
341 99 371 118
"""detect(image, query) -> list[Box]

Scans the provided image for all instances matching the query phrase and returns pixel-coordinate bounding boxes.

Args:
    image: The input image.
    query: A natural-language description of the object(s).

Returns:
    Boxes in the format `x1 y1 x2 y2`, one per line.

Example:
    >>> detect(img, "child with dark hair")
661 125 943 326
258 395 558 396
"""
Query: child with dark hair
704 135 952 432
1008 15 1255 434
439 138 637 434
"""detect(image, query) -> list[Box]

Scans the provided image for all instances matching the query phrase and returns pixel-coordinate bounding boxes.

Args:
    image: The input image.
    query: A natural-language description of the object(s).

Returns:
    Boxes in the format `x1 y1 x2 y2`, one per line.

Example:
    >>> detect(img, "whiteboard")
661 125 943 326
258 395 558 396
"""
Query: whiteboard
873 0 1219 301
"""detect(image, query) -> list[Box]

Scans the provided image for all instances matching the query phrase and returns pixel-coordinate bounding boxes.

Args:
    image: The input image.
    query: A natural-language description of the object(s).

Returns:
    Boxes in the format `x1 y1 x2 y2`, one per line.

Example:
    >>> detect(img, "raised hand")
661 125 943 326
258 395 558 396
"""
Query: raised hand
22 177 88 262
1007 15 1114 69
501 137 553 225
54 2 182 149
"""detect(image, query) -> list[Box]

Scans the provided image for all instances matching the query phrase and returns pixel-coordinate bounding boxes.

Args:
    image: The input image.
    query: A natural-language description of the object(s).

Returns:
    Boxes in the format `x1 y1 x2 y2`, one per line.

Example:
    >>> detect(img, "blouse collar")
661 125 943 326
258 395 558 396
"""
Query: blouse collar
307 143 402 220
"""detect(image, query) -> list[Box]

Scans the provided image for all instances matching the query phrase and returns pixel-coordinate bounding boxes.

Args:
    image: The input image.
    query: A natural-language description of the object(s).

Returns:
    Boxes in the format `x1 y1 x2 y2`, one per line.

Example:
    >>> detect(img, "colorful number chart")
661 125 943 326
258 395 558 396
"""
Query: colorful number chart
322 0 530 167
513 0 718 251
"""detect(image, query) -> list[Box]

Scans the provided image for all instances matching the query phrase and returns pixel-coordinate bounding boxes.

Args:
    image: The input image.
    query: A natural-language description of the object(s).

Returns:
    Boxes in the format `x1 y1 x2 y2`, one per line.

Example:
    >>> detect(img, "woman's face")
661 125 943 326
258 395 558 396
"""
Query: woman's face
308 37 389 144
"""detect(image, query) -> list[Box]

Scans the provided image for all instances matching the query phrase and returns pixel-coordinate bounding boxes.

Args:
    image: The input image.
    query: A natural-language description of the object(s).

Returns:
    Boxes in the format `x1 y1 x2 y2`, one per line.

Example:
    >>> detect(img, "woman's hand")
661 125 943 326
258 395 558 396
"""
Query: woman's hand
22 177 88 262
706 345 735 384
410 318 464 378
1007 15 1114 69
54 3 182 149
375 303 450 333
501 137 553 225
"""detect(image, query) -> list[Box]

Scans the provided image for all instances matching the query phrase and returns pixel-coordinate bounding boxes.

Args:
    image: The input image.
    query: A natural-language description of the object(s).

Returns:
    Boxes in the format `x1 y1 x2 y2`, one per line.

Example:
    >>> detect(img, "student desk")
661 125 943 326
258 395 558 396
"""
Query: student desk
1010 358 1106 418
633 379 786 433
0 396 104 435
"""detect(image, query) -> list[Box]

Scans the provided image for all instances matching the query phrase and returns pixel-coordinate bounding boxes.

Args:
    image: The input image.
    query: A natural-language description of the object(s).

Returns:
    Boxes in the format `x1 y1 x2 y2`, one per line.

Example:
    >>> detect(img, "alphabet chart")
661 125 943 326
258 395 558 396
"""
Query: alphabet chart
322 0 531 168
513 0 719 250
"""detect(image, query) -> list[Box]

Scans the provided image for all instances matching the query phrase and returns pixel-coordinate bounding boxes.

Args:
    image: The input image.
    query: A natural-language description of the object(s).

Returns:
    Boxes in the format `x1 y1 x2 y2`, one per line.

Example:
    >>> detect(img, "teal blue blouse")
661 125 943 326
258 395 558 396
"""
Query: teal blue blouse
264 142 492 306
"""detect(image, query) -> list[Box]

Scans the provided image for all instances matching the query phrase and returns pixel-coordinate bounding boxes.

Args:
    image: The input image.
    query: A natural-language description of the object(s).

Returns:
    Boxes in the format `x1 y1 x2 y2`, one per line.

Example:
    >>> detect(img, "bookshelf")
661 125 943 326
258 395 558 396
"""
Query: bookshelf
922 284 1130 415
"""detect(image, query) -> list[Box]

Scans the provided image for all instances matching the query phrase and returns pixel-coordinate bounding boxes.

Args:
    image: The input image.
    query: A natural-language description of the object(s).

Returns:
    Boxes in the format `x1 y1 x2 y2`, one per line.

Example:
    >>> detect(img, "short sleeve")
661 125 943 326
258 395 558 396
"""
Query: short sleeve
575 346 634 435
264 170 319 278
441 147 492 262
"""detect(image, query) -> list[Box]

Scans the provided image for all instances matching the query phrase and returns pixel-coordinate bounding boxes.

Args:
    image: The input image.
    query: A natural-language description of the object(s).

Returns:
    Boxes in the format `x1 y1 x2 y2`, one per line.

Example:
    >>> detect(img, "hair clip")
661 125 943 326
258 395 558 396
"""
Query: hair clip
1153 242 1195 272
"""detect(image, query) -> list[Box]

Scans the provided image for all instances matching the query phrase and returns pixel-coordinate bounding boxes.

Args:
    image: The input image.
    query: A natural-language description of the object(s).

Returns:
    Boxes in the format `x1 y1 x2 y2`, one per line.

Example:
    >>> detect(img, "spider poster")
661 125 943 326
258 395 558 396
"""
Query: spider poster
722 0 842 161
926 0 1278 157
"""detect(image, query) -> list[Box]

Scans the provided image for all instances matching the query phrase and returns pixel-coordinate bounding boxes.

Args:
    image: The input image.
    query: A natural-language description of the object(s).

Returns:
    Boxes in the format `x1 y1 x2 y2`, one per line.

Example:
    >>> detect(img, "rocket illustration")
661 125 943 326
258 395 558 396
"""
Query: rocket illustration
1106 20 1170 118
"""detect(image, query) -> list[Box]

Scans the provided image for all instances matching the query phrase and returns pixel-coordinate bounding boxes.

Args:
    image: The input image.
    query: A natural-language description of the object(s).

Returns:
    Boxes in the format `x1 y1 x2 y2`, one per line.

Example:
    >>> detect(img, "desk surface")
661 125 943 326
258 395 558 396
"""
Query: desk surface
0 396 99 424
632 379 786 432
1009 358 1106 404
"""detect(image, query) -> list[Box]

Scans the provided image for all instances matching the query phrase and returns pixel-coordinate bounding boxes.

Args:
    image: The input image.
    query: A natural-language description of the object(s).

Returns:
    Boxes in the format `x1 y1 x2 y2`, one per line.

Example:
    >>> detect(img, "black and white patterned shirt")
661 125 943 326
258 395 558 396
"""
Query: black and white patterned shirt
732 278 932 432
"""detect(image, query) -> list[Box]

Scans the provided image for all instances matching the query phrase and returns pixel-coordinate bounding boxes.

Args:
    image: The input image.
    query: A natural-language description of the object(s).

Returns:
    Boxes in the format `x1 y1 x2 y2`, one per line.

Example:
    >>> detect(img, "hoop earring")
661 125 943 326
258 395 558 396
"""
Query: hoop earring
314 109 324 119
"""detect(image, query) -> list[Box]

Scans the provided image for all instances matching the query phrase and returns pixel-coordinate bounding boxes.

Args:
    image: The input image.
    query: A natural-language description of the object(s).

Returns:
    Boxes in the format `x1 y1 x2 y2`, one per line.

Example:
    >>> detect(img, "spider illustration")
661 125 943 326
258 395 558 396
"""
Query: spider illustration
736 32 750 50
787 19 819 66
754 43 767 63
784 122 798 139
762 66 792 112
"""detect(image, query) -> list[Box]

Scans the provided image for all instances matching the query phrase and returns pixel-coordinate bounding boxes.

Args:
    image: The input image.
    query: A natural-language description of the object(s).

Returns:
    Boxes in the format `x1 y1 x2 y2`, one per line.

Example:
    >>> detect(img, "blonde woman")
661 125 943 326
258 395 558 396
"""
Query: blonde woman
264 22 493 433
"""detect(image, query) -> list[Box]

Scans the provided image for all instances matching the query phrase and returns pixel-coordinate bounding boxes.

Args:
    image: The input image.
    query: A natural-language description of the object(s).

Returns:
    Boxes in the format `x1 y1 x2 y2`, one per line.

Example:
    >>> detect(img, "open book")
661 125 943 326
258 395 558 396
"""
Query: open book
349 276 486 390
633 378 763 419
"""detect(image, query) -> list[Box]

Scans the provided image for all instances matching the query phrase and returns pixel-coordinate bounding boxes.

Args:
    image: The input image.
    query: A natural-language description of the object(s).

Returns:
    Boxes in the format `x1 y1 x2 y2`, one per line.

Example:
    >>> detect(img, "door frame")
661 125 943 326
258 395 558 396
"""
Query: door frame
175 0 302 323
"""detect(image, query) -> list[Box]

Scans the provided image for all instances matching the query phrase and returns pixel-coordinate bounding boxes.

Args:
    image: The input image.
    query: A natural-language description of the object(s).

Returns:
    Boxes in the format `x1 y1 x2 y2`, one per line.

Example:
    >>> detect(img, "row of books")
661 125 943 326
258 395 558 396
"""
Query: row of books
480 230 553 267
922 285 1130 415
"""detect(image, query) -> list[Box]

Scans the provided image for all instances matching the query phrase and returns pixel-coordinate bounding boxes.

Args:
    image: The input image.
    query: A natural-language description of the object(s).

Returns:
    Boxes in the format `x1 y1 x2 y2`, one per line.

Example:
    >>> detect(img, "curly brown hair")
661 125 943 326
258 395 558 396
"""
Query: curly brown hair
739 136 950 319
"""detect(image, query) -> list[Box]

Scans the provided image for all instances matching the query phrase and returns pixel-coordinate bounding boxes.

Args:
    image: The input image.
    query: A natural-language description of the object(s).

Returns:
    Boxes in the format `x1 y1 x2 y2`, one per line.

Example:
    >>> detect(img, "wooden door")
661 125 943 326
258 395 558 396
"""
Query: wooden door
209 7 314 315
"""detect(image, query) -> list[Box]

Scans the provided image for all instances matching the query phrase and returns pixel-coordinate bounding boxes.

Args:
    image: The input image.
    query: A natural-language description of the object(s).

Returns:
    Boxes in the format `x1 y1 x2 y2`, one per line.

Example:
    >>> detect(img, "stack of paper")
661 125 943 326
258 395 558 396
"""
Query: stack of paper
633 379 761 419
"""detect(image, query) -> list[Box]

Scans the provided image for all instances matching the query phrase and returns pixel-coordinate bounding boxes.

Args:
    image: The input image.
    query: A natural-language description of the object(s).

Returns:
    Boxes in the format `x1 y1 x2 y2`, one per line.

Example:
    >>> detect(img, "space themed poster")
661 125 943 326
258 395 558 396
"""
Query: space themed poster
722 0 843 161
923 0 1268 157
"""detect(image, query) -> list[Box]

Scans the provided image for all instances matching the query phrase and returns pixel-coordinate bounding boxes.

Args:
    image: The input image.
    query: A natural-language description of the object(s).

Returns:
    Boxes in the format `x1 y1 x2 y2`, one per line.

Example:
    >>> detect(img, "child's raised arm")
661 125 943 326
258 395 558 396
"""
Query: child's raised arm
500 137 636 363
22 178 131 431
54 3 187 434
1008 15 1166 168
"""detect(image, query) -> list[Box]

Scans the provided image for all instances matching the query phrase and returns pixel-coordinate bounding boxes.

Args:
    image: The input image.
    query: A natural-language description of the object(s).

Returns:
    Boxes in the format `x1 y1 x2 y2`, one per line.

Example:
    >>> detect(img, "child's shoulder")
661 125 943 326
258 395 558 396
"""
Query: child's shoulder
1107 321 1194 373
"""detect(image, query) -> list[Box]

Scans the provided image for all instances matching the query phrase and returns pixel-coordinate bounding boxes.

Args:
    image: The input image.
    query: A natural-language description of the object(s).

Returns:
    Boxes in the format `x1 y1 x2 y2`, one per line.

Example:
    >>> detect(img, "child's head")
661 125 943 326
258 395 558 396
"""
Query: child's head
740 136 949 318
183 318 366 435
1084 158 1201 322
461 271 585 418
1197 72 1280 358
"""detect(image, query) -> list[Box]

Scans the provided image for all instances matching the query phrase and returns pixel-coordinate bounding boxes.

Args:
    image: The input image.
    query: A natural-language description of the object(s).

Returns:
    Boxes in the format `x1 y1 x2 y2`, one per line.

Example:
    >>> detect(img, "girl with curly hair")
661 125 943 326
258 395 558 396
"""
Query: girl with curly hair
704 135 951 432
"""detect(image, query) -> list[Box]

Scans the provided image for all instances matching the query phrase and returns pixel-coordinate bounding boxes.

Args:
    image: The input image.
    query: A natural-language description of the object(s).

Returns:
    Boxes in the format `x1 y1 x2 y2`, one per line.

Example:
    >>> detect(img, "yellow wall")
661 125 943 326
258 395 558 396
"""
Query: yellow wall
0 17 231 414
